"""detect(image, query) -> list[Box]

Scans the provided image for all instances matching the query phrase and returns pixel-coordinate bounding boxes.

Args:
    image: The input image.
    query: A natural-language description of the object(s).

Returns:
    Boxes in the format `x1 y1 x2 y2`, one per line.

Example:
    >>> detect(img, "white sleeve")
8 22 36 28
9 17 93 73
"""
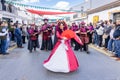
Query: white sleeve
0 30 8 36
0 32 6 36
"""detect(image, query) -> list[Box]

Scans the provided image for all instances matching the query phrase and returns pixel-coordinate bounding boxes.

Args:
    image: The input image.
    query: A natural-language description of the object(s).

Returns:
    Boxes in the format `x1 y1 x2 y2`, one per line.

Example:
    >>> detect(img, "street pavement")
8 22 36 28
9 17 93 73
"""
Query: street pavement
0 43 120 80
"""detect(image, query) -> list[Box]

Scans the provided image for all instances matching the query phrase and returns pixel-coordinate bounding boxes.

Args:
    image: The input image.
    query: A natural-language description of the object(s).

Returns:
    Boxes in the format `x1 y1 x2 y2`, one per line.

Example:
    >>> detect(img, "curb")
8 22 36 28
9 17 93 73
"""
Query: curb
8 45 17 51
0 45 17 56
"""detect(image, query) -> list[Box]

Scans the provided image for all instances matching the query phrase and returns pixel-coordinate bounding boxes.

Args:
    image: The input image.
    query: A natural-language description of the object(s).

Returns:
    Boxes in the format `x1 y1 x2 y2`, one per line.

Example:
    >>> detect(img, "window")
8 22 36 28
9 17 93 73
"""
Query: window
8 4 12 13
2 4 6 11
66 17 70 21
114 13 120 21
1 0 6 11
73 14 78 19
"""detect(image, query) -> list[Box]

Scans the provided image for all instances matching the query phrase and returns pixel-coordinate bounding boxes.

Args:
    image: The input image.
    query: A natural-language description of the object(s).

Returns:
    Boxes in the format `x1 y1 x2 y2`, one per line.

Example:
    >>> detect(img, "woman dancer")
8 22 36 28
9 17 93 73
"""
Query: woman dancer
43 21 83 73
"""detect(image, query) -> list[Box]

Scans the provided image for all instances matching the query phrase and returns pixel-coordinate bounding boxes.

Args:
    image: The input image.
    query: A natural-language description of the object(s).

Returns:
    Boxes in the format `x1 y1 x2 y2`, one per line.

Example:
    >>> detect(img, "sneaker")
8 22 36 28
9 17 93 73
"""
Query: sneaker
111 55 117 57
0 53 3 55
34 48 36 51
109 51 113 53
113 52 116 54
19 46 24 48
3 53 10 55
116 58 120 61
29 50 32 53
86 51 90 54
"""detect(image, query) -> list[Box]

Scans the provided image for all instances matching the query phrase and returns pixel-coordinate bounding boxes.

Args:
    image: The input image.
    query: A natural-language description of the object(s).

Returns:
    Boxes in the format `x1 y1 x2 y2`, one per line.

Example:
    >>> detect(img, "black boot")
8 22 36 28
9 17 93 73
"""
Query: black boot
34 48 36 51
29 50 32 53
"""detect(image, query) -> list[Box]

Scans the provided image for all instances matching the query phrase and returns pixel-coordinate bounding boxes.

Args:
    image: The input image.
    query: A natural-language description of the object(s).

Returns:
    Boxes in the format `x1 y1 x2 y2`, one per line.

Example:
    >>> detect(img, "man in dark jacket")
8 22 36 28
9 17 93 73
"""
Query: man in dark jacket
14 23 23 48
112 20 120 61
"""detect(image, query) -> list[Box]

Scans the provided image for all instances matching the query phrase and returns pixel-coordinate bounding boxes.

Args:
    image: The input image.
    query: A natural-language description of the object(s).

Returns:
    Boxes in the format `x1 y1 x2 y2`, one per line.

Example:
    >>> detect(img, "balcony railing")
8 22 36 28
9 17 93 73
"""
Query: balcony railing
0 0 17 14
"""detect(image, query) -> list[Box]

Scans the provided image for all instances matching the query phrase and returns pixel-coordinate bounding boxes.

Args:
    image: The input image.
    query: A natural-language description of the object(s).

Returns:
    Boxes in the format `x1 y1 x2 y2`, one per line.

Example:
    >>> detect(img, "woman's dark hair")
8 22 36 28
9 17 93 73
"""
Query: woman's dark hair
14 23 17 28
104 20 108 24
113 21 116 25
89 22 93 26
113 21 117 27
56 21 68 34
109 19 113 24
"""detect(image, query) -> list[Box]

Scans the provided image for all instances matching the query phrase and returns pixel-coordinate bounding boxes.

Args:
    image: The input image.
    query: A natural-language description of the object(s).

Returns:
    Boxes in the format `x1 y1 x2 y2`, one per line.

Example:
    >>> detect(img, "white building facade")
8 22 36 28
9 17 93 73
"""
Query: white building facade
88 6 120 23
0 0 33 24
70 0 120 24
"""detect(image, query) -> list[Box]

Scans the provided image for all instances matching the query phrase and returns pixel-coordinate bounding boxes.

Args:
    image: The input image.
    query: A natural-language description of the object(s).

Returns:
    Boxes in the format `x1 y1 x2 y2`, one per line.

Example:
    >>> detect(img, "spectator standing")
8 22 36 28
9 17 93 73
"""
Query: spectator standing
103 20 112 50
112 20 120 61
96 22 104 47
107 22 116 53
21 24 27 44
0 21 9 55
14 23 23 48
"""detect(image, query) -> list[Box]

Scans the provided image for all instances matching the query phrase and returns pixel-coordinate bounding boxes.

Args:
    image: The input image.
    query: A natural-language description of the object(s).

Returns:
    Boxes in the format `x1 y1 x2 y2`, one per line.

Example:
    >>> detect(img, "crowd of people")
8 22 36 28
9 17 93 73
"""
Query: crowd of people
0 20 27 55
91 19 120 61
0 18 120 73
0 19 120 61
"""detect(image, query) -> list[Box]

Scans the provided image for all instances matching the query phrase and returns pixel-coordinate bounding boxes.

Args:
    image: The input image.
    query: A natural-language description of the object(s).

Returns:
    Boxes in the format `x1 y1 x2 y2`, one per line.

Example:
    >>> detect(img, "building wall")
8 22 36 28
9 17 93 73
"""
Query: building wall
70 0 120 23
70 0 118 11
70 1 90 11
91 0 118 9
88 6 120 23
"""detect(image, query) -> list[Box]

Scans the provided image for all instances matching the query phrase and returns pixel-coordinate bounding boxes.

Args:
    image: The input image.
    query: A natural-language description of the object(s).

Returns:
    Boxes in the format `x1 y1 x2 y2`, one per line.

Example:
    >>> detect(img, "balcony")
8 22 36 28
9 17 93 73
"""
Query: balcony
0 0 17 14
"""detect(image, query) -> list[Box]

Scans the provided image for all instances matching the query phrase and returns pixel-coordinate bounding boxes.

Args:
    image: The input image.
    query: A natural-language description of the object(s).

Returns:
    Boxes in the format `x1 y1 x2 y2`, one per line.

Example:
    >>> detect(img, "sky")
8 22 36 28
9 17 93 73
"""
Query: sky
19 0 85 10
11 0 87 19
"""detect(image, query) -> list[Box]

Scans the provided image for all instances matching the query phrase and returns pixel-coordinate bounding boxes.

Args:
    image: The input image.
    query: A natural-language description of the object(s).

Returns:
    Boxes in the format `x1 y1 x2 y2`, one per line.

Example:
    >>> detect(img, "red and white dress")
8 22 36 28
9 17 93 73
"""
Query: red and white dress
43 30 83 73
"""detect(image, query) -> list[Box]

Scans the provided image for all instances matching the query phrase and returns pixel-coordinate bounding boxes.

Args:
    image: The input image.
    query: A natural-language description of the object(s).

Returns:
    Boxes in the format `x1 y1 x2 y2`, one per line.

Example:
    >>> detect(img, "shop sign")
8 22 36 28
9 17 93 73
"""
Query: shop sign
93 15 99 23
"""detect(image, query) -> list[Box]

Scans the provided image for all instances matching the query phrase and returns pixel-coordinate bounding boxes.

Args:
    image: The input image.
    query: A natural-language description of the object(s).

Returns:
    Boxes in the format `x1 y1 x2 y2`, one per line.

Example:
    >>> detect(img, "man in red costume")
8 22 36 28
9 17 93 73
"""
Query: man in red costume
79 21 90 54
40 19 53 51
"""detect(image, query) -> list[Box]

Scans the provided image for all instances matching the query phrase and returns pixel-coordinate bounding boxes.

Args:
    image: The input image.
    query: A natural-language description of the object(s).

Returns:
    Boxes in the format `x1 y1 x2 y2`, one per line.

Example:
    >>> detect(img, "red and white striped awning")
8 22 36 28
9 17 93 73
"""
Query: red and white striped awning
26 9 75 15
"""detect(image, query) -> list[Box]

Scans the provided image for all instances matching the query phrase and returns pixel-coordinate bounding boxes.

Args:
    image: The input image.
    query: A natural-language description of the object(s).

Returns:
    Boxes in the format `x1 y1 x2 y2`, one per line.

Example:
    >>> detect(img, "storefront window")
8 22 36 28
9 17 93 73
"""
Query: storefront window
114 12 120 21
